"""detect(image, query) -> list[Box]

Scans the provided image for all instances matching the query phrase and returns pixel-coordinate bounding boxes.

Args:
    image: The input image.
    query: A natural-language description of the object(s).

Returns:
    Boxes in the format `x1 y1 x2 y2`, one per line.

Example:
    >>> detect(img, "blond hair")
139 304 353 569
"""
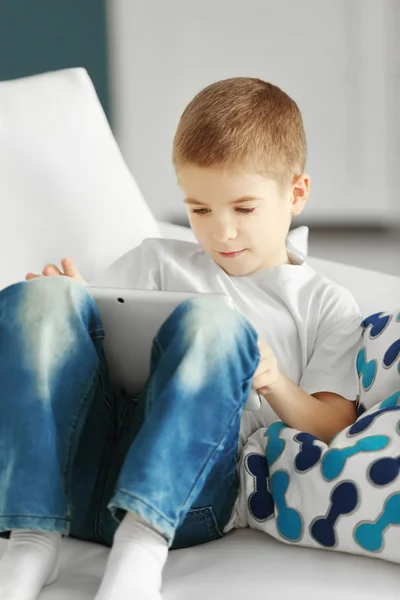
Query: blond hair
173 77 307 186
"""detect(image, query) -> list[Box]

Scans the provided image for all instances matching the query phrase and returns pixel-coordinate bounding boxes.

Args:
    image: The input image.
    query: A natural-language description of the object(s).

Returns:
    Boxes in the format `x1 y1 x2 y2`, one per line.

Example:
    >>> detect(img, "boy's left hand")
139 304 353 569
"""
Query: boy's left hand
252 339 282 396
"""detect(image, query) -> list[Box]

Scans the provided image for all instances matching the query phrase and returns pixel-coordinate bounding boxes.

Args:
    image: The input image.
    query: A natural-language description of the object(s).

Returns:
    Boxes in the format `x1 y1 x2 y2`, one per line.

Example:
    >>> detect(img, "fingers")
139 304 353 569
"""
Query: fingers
61 258 85 283
252 350 277 391
252 369 275 393
257 340 273 360
253 356 268 378
63 258 87 284
61 258 78 276
42 264 62 276
252 358 271 386
25 263 62 281
253 337 280 395
257 338 266 355
26 259 84 283
252 372 270 389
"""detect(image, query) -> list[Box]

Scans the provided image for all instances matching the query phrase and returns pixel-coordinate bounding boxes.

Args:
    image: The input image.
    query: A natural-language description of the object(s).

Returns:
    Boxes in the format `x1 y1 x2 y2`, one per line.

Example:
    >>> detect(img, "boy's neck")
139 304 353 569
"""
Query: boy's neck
255 247 292 272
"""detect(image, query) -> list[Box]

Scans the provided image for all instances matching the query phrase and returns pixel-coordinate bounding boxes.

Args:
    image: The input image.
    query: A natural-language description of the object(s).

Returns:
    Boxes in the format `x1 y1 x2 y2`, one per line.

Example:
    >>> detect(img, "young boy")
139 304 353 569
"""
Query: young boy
0 78 362 600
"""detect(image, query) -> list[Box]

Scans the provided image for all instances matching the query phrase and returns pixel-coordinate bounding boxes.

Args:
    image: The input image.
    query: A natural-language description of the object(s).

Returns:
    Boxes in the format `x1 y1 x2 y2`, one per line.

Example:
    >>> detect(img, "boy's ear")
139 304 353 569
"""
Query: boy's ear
290 173 310 216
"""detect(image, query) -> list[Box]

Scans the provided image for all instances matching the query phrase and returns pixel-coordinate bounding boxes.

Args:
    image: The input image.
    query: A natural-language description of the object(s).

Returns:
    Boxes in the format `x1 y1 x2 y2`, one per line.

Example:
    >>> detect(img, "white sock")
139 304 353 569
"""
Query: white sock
0 530 61 600
95 512 169 600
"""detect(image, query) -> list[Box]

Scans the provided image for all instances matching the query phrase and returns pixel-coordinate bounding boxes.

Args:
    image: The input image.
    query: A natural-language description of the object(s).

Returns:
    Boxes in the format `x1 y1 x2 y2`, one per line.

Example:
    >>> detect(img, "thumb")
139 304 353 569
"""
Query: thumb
61 258 84 281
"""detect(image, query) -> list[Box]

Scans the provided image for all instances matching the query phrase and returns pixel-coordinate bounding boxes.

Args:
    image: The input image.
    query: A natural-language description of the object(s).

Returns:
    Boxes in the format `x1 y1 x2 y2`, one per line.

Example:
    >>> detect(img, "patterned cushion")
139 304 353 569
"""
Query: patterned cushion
356 310 400 415
241 394 400 563
238 309 400 563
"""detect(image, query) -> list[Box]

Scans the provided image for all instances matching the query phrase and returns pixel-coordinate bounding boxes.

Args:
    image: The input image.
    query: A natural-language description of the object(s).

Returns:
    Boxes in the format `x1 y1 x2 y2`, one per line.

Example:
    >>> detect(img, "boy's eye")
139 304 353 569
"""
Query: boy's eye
192 208 210 215
191 207 256 215
236 208 255 214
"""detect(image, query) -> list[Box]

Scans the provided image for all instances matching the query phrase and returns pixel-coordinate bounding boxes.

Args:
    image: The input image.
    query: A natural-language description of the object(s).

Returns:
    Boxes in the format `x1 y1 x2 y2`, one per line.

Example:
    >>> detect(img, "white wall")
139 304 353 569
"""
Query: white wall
106 0 399 226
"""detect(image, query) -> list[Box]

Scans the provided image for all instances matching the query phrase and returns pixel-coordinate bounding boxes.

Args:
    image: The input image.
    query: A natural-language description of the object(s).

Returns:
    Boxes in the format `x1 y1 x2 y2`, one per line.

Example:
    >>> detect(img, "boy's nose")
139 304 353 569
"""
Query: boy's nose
211 222 237 243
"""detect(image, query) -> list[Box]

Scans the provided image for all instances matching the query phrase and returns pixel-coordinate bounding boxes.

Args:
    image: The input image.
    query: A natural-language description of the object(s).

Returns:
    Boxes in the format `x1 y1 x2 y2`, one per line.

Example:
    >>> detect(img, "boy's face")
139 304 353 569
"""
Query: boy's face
178 165 309 276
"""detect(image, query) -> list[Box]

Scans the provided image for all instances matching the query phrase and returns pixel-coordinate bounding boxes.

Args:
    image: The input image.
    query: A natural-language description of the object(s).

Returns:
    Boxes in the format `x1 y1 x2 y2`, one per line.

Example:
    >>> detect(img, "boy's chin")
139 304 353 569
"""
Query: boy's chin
214 257 256 277
202 247 258 277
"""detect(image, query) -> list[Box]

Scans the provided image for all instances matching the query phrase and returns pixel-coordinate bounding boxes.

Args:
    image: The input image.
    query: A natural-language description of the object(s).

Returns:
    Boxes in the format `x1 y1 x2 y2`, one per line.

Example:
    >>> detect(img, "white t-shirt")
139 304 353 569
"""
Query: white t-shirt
91 238 363 447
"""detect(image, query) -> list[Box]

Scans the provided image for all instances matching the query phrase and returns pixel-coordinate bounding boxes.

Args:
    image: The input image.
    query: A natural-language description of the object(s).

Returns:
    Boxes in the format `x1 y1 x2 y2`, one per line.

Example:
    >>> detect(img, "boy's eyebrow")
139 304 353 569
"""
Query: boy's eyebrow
184 195 261 206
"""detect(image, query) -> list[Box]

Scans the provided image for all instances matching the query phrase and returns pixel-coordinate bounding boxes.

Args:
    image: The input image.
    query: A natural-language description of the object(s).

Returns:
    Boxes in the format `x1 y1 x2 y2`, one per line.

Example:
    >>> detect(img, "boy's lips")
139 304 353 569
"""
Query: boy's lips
218 249 246 258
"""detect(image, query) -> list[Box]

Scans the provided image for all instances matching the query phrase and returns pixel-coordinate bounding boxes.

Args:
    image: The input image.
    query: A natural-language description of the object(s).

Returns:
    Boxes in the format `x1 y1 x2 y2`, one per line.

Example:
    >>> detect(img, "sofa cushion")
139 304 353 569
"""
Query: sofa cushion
0 68 160 290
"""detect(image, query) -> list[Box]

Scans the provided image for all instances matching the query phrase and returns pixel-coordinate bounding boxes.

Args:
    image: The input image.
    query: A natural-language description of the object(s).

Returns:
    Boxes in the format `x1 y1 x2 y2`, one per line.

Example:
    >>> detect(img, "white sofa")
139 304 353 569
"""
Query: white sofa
1 69 400 599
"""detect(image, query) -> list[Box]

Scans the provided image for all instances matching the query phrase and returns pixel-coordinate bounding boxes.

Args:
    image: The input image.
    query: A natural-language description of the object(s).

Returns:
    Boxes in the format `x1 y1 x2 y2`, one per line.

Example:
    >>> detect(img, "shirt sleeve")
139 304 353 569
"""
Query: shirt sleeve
299 286 363 401
88 238 161 290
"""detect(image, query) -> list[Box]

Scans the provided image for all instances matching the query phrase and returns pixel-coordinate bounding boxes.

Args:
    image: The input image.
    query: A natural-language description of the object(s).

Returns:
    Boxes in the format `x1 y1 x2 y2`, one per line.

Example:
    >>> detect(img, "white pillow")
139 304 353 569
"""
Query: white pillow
242 397 400 565
0 68 161 289
287 225 308 259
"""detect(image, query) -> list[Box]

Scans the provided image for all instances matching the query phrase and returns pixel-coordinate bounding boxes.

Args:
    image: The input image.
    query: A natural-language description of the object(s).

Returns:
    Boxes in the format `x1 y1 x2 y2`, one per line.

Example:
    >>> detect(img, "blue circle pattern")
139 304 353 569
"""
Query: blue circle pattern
311 482 358 548
322 436 389 481
254 396 400 552
362 312 391 338
294 432 322 471
354 494 400 552
245 453 274 522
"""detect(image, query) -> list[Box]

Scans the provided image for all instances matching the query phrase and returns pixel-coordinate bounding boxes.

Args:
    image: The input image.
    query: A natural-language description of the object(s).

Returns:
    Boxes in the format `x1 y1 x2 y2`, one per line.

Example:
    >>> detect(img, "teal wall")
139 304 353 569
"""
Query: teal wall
0 0 110 120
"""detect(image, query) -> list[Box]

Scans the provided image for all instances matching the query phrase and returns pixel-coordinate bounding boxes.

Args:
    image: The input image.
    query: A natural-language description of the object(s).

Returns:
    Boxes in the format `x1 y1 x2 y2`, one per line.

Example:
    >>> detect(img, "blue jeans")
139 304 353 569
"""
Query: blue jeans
0 277 259 549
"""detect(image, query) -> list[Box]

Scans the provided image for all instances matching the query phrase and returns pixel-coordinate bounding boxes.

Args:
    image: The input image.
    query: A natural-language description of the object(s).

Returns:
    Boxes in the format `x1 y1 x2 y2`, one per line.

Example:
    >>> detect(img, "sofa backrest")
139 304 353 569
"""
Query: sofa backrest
0 68 161 290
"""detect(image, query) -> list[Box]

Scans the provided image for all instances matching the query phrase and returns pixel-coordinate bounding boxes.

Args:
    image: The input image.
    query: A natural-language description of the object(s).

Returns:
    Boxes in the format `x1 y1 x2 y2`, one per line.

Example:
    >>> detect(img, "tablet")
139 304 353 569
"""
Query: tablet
87 286 261 410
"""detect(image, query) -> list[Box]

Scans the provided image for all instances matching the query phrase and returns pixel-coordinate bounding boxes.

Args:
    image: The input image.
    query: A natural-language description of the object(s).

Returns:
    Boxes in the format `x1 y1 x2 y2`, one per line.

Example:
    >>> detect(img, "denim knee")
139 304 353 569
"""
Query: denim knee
165 295 250 343
0 277 103 401
1 276 101 334
153 296 259 397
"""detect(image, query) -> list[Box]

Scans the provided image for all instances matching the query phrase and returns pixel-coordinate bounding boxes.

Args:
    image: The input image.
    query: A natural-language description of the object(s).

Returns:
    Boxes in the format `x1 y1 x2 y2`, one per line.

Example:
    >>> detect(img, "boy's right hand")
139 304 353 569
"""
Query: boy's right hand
25 258 87 285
